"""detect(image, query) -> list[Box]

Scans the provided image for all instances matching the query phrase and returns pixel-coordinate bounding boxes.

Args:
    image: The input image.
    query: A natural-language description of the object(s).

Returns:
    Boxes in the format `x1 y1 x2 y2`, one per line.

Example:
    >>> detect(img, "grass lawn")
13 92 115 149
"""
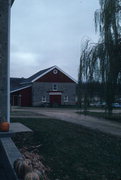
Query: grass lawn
11 117 121 180
78 111 121 122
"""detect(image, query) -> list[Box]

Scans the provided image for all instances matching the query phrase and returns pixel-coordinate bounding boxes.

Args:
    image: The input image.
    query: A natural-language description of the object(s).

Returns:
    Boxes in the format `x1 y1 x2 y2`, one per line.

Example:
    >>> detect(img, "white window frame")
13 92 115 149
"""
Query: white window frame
53 84 58 91
42 96 46 102
64 96 68 102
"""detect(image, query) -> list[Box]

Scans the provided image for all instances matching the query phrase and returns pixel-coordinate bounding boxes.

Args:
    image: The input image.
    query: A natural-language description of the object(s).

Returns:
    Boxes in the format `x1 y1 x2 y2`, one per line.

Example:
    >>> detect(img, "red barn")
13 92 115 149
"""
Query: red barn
10 66 77 107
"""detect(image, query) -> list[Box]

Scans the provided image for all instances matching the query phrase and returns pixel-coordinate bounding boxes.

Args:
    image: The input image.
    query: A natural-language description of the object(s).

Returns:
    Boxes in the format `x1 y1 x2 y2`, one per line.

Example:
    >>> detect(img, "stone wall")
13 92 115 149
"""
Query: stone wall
32 82 76 106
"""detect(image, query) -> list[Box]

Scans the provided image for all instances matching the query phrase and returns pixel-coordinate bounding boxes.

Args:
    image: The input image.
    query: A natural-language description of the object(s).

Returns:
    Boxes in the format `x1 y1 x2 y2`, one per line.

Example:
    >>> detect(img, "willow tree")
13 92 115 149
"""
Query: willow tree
95 0 121 112
78 0 121 113
78 40 101 112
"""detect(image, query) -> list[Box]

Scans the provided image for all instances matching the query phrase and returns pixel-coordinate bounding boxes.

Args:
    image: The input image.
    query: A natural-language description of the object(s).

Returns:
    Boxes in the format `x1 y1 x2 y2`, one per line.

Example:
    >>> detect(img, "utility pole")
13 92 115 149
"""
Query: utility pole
0 0 13 122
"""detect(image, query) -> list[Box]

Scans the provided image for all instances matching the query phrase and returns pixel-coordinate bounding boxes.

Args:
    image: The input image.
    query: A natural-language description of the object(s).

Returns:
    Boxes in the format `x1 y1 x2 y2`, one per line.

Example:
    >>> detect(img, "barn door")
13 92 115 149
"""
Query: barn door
50 95 61 106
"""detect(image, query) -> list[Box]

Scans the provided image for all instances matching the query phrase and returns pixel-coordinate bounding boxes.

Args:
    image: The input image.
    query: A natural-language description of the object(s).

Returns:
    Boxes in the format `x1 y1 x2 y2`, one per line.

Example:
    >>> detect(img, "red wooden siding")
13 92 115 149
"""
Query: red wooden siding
36 69 75 83
11 87 32 107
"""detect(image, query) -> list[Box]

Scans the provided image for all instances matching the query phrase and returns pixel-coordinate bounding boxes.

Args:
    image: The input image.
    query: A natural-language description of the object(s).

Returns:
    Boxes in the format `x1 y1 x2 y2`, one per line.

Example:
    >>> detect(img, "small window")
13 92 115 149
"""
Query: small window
53 84 58 91
53 69 58 74
42 96 46 102
64 96 68 102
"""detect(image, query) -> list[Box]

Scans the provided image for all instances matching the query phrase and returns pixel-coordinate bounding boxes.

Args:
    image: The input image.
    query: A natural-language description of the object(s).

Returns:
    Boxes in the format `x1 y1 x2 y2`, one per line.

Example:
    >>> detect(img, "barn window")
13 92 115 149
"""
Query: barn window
53 84 58 91
42 96 46 102
53 69 58 74
64 96 68 102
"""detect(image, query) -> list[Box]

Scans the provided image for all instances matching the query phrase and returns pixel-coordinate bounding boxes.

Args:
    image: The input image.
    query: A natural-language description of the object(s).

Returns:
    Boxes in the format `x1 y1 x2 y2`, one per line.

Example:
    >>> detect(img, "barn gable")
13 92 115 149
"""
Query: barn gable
31 66 77 83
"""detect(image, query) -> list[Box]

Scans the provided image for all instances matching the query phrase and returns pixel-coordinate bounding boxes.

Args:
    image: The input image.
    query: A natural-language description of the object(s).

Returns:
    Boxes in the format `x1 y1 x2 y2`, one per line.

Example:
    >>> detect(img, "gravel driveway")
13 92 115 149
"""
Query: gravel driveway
12 107 121 137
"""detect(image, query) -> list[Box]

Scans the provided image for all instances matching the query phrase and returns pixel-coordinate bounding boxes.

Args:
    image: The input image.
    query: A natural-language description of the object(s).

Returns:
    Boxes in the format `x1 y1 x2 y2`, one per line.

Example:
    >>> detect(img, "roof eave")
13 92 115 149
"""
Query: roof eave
10 85 32 93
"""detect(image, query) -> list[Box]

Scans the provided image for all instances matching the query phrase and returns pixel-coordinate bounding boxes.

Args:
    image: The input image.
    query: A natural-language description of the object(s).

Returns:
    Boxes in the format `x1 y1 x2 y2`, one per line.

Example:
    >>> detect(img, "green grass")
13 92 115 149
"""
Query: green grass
79 111 121 122
11 117 121 180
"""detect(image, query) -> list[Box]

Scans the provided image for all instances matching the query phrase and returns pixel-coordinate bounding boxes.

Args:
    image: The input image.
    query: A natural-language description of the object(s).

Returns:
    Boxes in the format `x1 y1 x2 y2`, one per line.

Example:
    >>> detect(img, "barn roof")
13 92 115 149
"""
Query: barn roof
25 65 77 83
10 77 32 93
25 66 54 83
10 65 77 93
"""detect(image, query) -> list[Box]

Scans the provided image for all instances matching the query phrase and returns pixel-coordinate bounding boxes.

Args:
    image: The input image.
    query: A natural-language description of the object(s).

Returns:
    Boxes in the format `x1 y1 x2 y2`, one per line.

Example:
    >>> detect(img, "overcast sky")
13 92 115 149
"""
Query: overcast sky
10 0 99 80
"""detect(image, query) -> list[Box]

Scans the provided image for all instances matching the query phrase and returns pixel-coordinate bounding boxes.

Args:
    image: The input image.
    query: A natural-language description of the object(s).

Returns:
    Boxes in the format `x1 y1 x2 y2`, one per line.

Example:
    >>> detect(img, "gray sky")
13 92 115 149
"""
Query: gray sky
10 0 99 80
